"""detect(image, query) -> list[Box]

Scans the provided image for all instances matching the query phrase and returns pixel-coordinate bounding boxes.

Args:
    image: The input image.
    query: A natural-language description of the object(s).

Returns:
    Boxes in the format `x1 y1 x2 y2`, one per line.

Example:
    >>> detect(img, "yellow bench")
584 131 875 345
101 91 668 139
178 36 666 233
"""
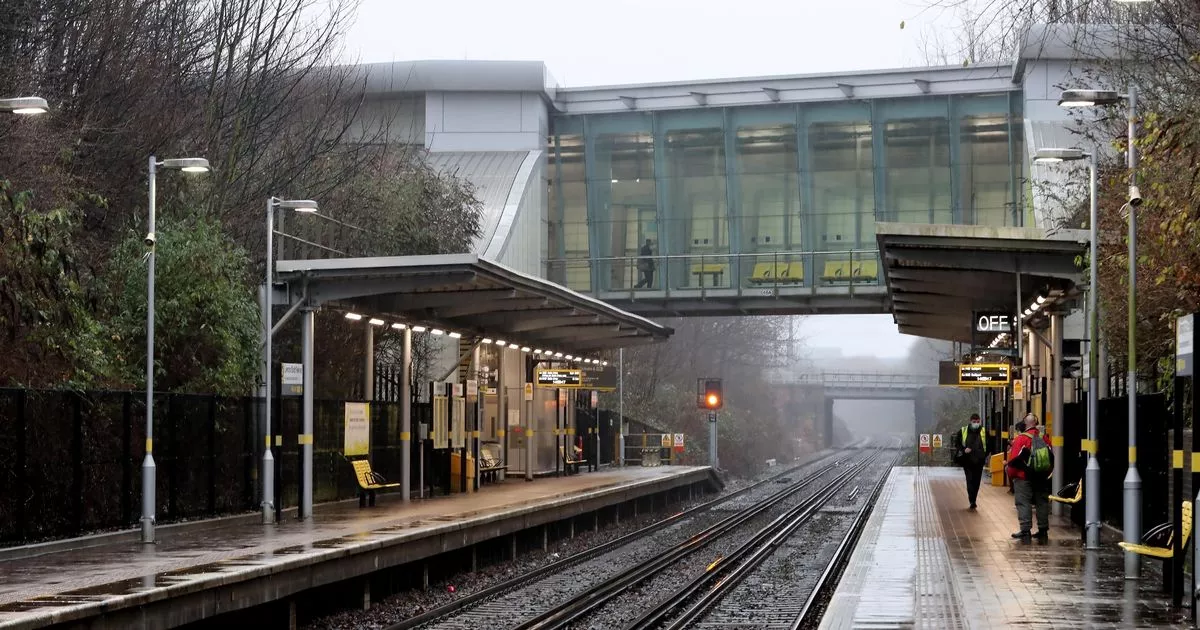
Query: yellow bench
1118 501 1192 559
690 263 728 286
349 458 401 507
560 445 588 475
1049 479 1082 505
748 262 804 284
820 260 879 284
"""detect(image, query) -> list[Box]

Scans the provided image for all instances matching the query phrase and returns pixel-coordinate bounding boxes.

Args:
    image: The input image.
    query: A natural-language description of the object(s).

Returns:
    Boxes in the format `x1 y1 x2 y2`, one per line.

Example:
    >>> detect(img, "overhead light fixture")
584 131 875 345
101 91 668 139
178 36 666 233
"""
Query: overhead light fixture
1058 88 1123 108
533 349 543 354
1036 295 1047 304
482 338 493 344
602 361 608 366
1030 302 1040 312
521 346 531 352
412 325 427 332
368 318 385 326
430 328 445 336
565 355 574 360
344 313 363 321
0 96 49 115
449 331 462 339
392 323 406 330
496 340 507 347
554 352 563 358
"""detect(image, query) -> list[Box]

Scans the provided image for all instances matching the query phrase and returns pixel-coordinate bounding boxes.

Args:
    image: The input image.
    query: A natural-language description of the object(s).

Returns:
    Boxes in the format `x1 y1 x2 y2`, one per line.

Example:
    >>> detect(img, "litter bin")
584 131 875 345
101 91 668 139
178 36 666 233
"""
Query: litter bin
989 453 1006 487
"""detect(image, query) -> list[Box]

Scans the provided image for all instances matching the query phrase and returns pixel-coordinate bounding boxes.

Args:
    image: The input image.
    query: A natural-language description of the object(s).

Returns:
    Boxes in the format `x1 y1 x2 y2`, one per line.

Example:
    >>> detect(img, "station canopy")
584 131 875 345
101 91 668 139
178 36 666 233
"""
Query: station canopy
876 223 1088 344
273 253 673 354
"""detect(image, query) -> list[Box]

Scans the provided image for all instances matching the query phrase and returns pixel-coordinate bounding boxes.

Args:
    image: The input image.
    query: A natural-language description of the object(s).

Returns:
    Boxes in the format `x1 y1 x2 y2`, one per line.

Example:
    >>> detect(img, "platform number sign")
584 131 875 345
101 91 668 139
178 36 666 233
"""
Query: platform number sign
932 434 943 449
919 433 931 453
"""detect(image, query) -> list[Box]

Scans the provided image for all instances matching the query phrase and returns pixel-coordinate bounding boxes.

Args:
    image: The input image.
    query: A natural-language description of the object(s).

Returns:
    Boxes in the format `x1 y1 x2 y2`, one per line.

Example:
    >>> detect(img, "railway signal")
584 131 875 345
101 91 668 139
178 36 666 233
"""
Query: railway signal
698 378 723 410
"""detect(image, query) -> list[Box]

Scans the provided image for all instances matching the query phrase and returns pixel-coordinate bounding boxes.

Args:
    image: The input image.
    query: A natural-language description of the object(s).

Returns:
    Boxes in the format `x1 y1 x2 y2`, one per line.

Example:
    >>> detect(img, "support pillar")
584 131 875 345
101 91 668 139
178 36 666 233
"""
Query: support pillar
401 328 411 503
497 340 506 481
365 324 374 401
300 307 315 520
1051 312 1064 513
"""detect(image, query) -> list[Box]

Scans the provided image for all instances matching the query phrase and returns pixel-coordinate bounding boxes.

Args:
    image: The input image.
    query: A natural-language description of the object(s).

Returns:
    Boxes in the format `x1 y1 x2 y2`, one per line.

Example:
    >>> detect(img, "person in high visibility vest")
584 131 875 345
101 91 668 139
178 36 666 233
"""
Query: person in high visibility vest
952 413 988 510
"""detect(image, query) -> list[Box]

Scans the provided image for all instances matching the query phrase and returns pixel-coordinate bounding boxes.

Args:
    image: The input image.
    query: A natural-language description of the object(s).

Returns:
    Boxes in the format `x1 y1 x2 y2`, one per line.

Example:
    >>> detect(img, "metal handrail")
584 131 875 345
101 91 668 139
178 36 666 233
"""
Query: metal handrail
545 248 881 264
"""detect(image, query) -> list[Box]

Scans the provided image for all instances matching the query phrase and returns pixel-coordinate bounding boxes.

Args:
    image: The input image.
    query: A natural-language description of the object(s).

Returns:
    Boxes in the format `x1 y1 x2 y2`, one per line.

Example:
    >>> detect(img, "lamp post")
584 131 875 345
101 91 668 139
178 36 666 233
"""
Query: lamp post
143 156 210 544
1060 85 1141 576
262 197 319 524
0 96 48 115
1034 147 1102 549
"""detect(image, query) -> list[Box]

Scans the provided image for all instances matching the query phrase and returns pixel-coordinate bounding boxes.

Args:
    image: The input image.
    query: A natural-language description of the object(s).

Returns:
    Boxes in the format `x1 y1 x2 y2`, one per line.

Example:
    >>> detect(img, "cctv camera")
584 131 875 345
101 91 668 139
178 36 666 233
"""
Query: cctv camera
1128 185 1143 207
144 232 157 247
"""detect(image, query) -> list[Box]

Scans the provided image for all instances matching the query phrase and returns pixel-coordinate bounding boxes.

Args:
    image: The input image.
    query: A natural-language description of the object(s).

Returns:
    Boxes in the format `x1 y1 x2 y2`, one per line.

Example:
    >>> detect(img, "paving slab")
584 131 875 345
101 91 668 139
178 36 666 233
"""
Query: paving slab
0 465 714 629
821 466 1192 629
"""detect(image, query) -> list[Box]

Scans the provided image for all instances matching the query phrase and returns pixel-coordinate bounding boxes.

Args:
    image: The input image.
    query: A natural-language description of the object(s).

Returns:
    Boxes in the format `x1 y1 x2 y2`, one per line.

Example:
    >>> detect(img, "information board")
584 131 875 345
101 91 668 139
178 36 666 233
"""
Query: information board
580 363 617 391
281 363 303 396
343 402 370 456
958 363 1011 386
535 368 583 388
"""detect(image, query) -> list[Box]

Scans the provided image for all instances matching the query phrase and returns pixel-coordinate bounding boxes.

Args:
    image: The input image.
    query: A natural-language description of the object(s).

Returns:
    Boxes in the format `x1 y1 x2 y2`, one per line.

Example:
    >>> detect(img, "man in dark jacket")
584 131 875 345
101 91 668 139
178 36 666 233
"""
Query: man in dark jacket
953 413 988 510
634 239 655 288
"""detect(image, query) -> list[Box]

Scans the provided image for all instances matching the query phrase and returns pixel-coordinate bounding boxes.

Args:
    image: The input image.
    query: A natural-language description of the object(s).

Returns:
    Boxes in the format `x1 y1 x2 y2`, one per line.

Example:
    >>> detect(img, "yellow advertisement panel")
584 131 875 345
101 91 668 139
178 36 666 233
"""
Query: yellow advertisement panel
343 402 370 456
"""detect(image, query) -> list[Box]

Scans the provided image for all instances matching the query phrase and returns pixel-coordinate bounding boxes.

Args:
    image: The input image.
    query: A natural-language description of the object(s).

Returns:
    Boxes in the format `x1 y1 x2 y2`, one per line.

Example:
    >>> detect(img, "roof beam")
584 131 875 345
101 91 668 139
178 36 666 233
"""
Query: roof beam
308 274 476 304
762 87 780 102
913 78 930 94
690 91 708 106
532 325 624 341
506 315 599 333
898 323 972 343
574 335 662 350
619 95 636 110
436 297 550 319
891 293 1008 311
836 83 854 98
885 246 1081 277
888 267 1015 287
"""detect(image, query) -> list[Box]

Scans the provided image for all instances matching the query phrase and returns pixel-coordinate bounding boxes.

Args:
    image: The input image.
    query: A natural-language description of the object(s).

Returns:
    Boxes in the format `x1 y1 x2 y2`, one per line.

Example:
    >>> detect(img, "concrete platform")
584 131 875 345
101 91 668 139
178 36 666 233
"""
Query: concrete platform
0 465 718 629
821 466 1192 629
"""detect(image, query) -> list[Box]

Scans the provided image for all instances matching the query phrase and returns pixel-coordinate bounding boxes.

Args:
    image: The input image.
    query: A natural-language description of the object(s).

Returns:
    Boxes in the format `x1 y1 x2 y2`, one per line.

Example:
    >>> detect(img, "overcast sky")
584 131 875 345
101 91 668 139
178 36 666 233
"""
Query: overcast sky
343 0 962 358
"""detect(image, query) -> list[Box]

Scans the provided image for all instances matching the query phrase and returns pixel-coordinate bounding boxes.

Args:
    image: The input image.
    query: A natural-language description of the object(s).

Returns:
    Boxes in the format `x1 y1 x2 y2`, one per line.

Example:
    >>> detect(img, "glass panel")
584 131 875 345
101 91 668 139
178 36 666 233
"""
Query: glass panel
960 112 1012 227
810 119 872 251
885 112 952 226
590 122 656 291
664 124 727 289
737 124 799 258
553 133 588 291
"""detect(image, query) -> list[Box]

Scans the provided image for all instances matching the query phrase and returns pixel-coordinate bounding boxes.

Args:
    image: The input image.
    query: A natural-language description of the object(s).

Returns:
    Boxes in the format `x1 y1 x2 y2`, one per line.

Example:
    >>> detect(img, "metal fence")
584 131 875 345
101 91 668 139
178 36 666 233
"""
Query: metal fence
0 388 434 546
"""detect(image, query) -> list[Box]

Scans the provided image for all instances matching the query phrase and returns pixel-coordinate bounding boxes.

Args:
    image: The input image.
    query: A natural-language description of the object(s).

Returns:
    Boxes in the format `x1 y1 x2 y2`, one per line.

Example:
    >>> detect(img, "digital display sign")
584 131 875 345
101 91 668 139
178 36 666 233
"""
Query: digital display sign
535 368 583 388
974 311 1016 334
958 363 1011 386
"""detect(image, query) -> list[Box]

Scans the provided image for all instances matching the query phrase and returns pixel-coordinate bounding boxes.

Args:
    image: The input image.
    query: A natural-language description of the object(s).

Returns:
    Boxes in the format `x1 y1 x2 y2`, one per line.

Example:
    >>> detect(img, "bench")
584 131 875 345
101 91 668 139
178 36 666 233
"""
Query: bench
748 262 804 285
1048 479 1082 505
479 441 507 483
820 260 879 284
1119 500 1192 559
690 263 727 287
348 457 401 507
560 445 588 475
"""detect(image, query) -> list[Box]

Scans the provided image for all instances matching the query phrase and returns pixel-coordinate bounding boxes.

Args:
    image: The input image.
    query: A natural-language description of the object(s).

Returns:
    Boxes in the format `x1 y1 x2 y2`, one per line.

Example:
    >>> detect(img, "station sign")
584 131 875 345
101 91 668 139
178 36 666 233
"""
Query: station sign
535 368 583 388
281 362 303 396
974 311 1017 334
1179 313 1194 377
580 363 617 391
958 363 1011 387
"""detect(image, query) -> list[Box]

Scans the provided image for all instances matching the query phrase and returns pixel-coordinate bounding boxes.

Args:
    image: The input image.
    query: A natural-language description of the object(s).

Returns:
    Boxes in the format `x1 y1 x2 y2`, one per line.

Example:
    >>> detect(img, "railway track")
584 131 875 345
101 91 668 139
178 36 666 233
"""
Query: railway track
387 448 864 630
610 451 894 630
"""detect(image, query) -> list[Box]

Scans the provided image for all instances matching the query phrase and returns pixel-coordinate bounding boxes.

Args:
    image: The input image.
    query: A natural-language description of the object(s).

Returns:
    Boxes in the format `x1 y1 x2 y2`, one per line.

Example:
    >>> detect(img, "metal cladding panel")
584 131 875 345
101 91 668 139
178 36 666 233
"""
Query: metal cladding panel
426 151 527 255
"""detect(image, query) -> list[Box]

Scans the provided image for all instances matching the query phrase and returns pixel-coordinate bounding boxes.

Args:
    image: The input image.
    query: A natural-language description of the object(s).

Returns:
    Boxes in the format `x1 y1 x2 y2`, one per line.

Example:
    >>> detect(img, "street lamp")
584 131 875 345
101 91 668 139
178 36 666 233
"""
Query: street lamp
1061 84 1141 576
262 197 318 524
143 155 210 544
1034 146 1102 549
0 96 48 115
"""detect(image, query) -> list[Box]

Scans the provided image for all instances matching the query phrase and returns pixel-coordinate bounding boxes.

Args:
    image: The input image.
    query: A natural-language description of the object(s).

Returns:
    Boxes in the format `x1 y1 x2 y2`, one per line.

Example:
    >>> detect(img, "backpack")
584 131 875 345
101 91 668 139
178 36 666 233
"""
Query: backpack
1023 431 1053 475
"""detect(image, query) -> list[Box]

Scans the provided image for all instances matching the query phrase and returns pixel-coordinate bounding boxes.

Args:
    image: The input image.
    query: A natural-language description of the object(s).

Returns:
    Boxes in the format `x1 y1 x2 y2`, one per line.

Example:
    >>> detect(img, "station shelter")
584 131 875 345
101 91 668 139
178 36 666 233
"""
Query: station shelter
270 253 672 517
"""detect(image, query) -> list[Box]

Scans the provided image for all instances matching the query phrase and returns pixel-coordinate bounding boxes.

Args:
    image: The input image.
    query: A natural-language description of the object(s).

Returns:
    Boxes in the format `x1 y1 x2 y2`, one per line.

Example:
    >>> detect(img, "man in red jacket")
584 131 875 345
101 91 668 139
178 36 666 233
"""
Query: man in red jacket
1006 413 1052 542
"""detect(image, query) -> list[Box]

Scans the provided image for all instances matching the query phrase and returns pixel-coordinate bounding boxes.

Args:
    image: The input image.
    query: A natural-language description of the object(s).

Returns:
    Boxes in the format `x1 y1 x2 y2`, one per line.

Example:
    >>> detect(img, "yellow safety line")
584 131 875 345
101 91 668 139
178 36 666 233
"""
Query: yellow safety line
1128 446 1137 464
146 438 153 453
1174 450 1185 469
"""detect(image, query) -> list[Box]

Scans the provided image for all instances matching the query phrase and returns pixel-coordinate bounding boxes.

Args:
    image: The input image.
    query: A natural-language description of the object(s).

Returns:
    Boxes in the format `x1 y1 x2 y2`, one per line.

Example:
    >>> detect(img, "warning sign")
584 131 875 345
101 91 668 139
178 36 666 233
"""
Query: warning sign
919 433 931 453
932 434 943 449
1013 379 1025 400
524 382 534 401
661 434 672 448
673 433 685 452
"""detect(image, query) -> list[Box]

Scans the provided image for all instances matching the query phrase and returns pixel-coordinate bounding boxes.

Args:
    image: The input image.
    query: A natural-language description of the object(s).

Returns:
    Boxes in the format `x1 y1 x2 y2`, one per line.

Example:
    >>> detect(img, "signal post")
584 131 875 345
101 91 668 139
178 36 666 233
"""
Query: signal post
698 378 723 469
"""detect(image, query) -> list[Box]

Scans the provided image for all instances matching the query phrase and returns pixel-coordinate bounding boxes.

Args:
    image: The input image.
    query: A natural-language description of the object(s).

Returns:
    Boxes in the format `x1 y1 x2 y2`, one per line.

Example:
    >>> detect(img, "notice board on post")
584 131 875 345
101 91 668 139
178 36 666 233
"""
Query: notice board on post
343 402 370 456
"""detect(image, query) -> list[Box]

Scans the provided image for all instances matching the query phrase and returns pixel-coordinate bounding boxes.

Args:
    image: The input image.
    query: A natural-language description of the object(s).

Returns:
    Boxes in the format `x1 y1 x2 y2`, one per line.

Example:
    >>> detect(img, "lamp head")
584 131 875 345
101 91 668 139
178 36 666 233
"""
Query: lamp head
1058 89 1123 108
1128 185 1143 207
275 199 319 213
160 157 210 173
0 96 48 115
1033 147 1087 163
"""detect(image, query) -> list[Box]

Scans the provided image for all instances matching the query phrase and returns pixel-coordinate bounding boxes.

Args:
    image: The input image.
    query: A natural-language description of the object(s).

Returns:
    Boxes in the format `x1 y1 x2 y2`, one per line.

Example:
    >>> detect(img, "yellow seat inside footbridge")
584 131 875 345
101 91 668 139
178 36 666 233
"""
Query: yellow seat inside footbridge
821 260 878 283
749 262 804 284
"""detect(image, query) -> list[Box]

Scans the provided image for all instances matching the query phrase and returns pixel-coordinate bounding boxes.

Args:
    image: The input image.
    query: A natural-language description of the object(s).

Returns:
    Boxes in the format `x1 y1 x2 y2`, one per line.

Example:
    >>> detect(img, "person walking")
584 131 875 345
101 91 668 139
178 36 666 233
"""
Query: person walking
1006 413 1054 542
953 413 988 510
633 239 655 289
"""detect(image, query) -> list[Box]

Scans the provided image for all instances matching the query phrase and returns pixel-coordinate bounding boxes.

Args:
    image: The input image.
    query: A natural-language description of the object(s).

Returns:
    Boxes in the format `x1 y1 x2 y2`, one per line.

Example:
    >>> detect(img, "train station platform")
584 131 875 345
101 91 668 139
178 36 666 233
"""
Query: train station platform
0 465 717 630
821 466 1192 629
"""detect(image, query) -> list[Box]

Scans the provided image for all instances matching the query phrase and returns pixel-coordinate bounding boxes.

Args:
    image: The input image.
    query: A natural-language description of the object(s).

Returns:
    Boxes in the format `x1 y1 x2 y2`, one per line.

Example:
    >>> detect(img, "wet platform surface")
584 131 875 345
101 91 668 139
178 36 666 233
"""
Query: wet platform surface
0 465 712 628
821 466 1193 629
